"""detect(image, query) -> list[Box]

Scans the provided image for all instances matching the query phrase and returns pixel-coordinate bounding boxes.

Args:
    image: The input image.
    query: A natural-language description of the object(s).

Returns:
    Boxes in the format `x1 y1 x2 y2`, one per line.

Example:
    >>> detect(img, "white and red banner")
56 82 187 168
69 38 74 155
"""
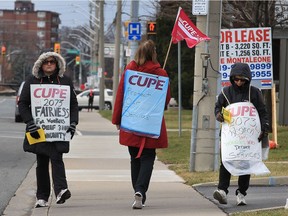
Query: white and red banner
171 7 211 48
30 84 71 142
221 102 270 176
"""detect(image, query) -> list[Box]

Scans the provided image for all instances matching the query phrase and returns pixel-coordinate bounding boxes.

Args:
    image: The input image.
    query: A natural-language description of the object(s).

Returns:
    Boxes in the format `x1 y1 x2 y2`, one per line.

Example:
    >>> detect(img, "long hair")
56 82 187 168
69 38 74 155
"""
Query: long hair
134 40 158 66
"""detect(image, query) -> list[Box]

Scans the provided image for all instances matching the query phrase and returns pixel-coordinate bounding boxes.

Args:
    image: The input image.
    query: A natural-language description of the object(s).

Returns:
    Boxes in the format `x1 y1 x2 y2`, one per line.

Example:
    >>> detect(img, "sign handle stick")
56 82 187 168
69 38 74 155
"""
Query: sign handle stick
163 38 173 70
271 83 278 147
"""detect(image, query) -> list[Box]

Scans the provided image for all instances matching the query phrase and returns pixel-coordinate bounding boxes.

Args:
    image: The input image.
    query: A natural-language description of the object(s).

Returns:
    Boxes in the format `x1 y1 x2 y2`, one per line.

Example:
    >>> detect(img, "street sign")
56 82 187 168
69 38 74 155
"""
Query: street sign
128 22 141 41
192 0 208 15
67 49 80 55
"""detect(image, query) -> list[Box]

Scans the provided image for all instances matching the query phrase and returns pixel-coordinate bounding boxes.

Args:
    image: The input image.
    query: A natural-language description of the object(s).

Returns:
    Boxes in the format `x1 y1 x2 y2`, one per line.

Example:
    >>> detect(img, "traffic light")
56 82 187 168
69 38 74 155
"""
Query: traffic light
147 21 156 35
75 56 80 65
1 45 6 56
54 43 60 54
123 20 130 38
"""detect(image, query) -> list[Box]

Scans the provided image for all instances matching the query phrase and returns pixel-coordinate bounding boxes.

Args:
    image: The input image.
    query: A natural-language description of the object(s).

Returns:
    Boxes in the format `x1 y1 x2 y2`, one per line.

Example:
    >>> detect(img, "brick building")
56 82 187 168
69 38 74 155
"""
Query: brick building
0 0 60 83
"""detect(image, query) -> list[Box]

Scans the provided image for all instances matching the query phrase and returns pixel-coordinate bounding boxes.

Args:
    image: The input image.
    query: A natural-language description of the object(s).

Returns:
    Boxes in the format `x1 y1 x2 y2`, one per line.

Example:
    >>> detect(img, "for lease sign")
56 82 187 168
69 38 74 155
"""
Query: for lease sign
219 27 273 89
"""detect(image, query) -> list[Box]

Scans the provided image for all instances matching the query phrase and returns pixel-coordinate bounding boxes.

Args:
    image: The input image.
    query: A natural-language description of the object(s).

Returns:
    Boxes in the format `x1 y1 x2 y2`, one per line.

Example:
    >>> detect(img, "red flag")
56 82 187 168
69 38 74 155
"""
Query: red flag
171 7 211 48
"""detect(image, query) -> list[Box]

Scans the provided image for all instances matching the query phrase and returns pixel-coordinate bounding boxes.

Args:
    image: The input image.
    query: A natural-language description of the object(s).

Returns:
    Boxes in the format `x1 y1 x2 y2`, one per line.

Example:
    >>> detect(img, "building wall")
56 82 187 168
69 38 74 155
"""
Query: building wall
0 2 60 52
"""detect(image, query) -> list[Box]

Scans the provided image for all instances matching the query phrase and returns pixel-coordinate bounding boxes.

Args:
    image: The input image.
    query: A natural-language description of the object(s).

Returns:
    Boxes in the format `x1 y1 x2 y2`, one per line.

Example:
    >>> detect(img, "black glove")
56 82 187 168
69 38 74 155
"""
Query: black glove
27 121 40 139
258 123 269 142
216 112 224 122
66 122 77 139
258 131 268 142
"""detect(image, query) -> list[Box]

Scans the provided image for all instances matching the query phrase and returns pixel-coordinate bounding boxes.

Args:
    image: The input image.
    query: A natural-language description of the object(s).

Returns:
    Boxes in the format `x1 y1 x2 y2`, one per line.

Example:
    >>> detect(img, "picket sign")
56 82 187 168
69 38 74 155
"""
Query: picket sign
221 102 270 176
30 84 71 142
121 70 169 138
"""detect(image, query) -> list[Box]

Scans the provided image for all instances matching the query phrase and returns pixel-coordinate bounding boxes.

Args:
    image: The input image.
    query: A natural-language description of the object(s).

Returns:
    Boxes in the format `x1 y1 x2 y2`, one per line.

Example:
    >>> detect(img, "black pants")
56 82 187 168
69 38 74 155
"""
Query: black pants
128 146 156 204
36 152 68 201
218 162 250 196
88 99 93 110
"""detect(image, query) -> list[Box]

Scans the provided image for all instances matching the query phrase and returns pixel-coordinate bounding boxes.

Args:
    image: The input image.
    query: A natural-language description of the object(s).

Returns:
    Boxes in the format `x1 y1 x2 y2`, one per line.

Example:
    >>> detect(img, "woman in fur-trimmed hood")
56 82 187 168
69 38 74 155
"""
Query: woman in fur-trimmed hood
32 51 66 79
18 51 78 208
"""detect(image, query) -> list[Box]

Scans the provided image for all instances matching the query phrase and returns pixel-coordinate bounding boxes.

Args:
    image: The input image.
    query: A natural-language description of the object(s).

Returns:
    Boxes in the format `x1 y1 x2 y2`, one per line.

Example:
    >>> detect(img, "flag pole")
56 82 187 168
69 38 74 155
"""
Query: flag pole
163 7 181 70
163 37 173 70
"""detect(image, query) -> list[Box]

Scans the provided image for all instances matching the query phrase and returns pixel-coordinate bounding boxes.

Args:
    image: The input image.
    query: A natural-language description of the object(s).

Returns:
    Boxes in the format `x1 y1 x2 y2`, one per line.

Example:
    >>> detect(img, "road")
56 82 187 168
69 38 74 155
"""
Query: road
0 96 36 215
195 185 287 214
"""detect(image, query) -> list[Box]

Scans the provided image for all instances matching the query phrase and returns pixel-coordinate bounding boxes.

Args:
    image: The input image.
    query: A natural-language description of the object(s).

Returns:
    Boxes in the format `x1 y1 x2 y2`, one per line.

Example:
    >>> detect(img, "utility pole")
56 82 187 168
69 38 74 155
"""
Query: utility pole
112 0 122 107
129 0 139 61
89 0 99 88
190 0 222 172
98 0 105 110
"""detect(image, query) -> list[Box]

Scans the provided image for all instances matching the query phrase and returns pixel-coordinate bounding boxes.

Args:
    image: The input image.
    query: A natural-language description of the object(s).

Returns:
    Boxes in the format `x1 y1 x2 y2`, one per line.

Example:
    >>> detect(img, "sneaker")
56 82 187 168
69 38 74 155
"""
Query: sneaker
213 189 227 204
236 192 247 206
35 199 48 208
132 192 143 209
56 189 71 204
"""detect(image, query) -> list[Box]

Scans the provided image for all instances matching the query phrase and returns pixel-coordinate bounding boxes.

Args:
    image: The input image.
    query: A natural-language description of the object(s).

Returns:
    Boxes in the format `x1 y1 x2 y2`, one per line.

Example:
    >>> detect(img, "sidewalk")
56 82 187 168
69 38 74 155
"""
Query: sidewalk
3 111 226 216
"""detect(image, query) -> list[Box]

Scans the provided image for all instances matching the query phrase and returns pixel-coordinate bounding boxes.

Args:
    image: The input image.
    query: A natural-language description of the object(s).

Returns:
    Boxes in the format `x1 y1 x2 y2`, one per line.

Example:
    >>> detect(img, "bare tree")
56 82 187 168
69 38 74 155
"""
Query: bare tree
222 0 288 28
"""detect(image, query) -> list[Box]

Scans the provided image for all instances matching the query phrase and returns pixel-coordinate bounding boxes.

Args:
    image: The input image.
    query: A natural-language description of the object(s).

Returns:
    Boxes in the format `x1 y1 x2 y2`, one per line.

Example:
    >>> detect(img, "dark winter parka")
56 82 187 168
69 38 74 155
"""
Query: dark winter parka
215 62 269 131
19 52 78 154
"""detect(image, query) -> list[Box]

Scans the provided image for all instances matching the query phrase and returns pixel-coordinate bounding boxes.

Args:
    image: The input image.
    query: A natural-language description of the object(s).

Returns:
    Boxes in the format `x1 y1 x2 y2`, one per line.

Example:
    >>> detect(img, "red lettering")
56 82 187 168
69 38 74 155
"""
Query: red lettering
241 106 249 116
240 30 247 42
59 89 67 98
230 105 256 117
255 29 263 42
128 75 138 85
147 78 157 88
128 74 165 90
33 87 67 98
250 107 256 116
263 29 270 42
34 88 42 98
226 31 233 43
155 80 164 90
248 30 255 42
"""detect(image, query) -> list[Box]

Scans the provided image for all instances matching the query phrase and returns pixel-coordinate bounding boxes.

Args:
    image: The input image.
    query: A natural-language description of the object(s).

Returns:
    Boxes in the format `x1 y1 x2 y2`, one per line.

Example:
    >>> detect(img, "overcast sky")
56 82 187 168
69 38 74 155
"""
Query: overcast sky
0 0 155 28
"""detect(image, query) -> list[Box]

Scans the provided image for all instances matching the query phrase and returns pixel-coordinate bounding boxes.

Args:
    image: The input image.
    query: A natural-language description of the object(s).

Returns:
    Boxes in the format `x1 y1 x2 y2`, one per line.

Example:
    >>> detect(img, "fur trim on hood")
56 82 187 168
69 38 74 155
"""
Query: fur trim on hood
32 52 66 78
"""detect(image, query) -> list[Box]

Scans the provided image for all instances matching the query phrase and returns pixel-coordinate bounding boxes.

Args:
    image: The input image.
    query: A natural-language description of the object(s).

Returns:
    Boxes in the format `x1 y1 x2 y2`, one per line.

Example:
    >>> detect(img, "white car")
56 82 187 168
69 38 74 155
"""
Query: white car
76 88 113 111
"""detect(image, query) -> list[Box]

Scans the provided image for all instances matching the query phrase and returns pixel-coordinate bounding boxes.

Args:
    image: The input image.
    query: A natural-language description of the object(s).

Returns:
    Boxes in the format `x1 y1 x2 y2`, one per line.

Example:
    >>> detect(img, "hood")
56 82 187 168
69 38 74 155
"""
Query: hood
128 60 161 73
229 62 251 85
32 51 66 78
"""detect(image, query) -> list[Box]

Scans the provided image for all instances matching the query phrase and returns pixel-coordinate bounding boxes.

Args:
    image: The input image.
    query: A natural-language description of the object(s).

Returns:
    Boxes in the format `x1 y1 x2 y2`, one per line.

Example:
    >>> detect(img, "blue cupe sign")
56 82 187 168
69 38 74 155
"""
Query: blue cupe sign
121 70 169 138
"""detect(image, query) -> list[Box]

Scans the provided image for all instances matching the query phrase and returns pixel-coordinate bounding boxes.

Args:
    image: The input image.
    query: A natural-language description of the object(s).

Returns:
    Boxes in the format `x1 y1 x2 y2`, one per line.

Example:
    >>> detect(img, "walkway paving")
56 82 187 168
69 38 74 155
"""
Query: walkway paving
3 111 226 216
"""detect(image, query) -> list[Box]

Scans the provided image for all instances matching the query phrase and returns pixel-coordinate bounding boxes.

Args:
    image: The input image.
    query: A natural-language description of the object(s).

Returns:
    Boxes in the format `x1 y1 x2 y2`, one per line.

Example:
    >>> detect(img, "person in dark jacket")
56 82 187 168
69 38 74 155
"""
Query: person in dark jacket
112 40 171 209
213 62 269 206
87 88 94 112
18 51 79 208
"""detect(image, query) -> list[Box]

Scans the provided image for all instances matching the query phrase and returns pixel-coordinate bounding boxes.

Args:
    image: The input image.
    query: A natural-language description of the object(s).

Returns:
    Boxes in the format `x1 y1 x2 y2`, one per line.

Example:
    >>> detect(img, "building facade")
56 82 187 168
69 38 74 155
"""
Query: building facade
0 0 60 84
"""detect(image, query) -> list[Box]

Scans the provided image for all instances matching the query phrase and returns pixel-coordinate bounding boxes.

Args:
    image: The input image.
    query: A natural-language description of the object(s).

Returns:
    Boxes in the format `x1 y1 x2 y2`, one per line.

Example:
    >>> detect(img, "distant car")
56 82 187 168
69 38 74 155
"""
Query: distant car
76 88 113 111
15 81 25 122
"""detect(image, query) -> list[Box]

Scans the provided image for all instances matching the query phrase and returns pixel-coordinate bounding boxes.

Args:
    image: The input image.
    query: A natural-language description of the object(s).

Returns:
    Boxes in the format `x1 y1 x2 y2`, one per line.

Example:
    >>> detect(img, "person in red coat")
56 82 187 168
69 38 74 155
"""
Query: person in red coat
112 40 171 209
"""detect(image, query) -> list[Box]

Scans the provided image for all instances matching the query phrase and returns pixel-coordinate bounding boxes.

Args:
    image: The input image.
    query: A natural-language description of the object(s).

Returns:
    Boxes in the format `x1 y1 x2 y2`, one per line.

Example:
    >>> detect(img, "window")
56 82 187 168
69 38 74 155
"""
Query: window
37 21 45 28
37 12 46 18
37 31 45 38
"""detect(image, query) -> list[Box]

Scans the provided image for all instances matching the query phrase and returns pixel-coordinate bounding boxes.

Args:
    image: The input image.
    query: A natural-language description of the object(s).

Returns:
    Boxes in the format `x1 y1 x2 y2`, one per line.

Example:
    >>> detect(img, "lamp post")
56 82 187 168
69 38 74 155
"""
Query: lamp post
71 2 100 88
61 41 82 87
98 0 105 110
